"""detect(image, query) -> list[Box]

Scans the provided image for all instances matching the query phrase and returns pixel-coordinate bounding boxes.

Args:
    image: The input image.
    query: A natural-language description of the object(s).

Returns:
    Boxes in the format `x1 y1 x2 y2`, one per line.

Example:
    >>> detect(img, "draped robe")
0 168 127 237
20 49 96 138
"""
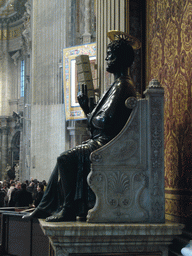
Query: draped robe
36 76 136 216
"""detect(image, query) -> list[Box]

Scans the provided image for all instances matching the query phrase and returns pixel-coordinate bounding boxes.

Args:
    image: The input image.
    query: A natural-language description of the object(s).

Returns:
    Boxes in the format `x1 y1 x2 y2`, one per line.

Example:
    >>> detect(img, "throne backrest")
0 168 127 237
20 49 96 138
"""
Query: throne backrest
87 79 165 223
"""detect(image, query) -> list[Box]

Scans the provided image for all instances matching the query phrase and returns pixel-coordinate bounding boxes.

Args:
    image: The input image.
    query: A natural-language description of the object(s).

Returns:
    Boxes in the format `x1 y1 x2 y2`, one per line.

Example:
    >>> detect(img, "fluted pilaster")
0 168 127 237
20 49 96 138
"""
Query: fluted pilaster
1 126 8 179
30 0 68 181
96 0 129 95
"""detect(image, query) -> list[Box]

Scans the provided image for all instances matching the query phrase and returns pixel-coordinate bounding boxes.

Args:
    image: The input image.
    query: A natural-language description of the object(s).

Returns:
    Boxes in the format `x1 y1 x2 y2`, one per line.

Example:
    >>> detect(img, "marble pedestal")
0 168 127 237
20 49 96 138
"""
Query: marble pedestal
39 220 184 256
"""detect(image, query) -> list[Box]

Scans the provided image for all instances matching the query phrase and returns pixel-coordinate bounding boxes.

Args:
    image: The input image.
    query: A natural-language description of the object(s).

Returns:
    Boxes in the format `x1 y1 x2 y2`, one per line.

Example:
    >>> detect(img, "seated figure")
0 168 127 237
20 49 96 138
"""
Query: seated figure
23 31 141 222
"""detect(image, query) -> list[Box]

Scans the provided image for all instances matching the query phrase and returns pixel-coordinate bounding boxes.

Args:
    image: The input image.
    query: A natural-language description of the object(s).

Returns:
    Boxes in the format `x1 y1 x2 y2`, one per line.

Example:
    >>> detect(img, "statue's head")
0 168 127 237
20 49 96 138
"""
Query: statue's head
106 39 134 73
106 31 141 74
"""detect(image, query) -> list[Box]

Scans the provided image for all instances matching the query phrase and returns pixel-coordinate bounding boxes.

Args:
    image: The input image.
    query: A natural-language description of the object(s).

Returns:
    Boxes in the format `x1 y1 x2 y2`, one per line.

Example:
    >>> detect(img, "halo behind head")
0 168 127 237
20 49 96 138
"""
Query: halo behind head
107 30 141 50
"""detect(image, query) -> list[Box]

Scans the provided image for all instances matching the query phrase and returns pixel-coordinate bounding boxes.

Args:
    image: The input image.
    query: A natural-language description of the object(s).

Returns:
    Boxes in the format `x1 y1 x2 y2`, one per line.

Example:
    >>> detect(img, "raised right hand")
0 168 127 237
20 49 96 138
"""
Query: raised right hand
77 84 89 115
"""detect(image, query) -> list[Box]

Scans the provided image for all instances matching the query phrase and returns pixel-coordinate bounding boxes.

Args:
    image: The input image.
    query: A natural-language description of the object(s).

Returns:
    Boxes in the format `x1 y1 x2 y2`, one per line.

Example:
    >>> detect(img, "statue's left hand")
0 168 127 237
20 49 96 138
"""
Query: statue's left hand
77 84 89 115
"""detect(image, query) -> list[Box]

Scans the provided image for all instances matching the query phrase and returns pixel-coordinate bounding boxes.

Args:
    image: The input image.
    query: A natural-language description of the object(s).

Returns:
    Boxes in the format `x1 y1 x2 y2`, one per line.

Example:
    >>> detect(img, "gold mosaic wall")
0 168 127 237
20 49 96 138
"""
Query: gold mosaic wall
147 0 192 224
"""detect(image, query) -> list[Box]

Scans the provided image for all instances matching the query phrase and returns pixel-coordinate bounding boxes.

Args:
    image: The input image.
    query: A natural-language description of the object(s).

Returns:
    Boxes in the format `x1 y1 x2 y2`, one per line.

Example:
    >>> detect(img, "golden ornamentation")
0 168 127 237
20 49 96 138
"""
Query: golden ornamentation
164 21 178 65
164 133 179 188
107 30 141 50
172 73 188 123
181 4 192 52
147 0 192 196
150 37 162 80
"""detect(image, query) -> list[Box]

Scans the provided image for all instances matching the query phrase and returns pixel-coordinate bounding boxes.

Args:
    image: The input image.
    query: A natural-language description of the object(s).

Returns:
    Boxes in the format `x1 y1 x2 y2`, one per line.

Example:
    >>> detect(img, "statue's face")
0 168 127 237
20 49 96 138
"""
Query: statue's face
105 46 118 73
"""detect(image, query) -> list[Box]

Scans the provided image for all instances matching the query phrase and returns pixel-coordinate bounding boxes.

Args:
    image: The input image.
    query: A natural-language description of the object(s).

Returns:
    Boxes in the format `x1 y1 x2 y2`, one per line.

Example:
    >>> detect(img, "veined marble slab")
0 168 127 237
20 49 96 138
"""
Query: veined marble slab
39 220 184 256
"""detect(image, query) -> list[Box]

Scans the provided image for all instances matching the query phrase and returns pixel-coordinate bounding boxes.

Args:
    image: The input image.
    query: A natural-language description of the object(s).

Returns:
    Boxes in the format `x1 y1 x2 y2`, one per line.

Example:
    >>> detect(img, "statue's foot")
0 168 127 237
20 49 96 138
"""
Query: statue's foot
45 207 76 222
22 208 50 219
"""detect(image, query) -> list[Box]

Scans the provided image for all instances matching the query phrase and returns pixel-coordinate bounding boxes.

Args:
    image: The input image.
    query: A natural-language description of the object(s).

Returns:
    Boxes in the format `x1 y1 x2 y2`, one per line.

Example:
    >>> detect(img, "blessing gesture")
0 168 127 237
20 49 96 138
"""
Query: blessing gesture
77 84 89 115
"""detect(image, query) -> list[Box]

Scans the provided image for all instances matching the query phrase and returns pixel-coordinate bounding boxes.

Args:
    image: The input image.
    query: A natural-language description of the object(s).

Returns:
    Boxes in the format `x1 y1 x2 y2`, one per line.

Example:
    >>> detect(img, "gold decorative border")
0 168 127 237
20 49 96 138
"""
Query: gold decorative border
63 43 96 121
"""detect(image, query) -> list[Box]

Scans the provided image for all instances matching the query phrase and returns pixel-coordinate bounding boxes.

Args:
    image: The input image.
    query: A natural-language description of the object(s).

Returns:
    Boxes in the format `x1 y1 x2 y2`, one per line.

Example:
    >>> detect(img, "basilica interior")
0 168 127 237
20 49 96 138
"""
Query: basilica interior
0 0 192 255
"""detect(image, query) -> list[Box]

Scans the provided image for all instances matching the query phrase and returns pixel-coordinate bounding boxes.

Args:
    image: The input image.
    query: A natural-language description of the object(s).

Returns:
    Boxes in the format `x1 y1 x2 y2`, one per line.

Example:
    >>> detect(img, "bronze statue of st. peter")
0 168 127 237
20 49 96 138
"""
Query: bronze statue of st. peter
23 31 141 222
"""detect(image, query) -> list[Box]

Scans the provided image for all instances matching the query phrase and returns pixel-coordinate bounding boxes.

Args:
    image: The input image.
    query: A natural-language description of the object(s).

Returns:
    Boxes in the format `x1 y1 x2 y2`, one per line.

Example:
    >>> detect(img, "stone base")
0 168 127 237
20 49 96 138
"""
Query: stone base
39 220 184 256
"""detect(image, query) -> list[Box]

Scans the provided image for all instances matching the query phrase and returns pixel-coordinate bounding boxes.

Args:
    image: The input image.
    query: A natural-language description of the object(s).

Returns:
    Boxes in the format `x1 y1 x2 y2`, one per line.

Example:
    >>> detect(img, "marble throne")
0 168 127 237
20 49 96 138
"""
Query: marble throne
87 79 165 223
39 80 185 256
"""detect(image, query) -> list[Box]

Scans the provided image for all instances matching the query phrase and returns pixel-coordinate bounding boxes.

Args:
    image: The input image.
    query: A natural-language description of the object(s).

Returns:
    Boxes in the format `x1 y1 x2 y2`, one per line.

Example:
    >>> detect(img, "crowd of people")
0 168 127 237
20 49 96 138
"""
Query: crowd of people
0 178 47 210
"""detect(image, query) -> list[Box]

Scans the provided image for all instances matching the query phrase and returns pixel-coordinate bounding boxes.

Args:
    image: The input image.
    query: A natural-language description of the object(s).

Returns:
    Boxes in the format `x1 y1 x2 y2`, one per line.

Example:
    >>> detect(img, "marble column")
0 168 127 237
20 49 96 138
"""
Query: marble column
83 0 91 44
96 0 129 95
1 127 8 179
30 0 67 182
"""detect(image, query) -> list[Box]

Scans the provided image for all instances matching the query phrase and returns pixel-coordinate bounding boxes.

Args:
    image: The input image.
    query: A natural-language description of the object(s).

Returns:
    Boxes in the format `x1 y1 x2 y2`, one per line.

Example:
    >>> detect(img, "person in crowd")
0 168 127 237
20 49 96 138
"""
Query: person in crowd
33 182 44 207
15 183 33 208
32 179 38 201
42 180 47 192
27 180 34 191
0 182 6 207
8 181 21 207
23 31 141 222
7 181 15 205
2 180 9 206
